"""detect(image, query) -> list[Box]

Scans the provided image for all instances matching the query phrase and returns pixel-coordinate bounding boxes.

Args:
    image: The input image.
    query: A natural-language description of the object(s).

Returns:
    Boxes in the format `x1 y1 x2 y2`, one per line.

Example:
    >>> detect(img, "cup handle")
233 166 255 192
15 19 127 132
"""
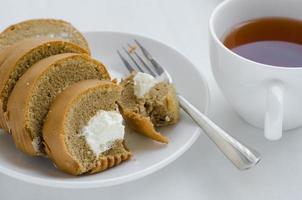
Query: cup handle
264 82 284 140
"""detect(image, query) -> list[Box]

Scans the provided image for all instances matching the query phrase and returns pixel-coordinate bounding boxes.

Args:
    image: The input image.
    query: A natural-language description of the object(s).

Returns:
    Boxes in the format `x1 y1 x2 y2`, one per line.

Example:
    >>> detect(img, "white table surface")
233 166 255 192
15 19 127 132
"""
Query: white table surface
1 0 301 199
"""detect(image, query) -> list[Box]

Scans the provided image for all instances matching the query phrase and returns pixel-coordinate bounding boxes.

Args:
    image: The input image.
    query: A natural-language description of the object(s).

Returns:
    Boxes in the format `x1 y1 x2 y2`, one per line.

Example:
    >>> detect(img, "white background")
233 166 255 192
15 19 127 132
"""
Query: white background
0 0 302 199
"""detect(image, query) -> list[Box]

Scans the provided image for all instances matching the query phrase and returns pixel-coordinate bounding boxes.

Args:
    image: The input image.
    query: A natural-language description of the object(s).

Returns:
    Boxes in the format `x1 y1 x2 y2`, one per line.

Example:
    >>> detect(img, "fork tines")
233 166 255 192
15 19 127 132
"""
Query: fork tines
117 41 159 76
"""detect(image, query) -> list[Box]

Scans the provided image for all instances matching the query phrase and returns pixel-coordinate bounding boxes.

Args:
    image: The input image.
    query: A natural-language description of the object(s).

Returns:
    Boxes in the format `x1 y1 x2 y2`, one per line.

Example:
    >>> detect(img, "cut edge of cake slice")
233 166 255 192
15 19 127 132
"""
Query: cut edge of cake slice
43 80 131 175
118 72 180 144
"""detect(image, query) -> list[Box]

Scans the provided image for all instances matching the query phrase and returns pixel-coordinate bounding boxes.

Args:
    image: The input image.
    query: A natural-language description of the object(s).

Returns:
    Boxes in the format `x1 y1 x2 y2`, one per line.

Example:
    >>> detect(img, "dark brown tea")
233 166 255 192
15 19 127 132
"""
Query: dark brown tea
223 17 302 67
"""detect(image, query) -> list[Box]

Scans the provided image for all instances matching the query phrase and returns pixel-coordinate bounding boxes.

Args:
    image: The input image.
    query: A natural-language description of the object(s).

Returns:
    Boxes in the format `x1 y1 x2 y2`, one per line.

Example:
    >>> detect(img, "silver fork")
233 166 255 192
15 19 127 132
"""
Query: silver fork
117 40 261 170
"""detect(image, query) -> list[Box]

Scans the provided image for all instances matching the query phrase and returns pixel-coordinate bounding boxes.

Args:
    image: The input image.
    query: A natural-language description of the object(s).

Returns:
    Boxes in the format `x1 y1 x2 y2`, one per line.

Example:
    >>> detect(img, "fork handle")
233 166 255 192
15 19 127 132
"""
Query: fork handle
177 95 261 170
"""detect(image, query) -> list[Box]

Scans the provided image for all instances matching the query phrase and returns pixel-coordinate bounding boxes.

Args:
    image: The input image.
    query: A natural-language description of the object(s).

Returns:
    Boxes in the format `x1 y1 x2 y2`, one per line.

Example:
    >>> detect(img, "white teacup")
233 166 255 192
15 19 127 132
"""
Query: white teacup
209 0 302 140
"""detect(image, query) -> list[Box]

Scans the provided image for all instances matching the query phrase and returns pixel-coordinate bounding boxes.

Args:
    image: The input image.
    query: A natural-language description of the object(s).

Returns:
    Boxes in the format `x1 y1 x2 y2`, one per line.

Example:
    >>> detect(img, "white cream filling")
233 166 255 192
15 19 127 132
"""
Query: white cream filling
31 137 41 153
133 72 158 98
81 110 125 155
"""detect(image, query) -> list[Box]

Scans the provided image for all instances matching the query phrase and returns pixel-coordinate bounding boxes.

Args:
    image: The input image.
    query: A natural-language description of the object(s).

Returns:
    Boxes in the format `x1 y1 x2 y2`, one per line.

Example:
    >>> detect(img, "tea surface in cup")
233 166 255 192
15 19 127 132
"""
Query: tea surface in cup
223 17 302 67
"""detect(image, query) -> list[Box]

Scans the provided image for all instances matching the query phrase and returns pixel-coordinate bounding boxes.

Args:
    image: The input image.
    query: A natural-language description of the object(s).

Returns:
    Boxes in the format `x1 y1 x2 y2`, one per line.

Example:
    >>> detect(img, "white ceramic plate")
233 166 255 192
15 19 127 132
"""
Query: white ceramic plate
0 32 209 188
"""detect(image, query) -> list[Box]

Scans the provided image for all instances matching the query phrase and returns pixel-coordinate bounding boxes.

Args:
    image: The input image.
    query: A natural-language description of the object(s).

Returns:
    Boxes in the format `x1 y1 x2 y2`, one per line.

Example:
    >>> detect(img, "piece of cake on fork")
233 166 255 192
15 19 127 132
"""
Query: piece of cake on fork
118 71 180 144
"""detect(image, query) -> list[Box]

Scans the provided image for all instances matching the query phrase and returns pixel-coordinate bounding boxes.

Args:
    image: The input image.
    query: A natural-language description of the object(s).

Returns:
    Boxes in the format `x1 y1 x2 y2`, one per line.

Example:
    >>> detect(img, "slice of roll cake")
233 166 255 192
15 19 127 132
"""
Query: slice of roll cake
43 80 131 175
7 53 110 156
118 72 180 144
0 37 88 132
0 19 90 52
